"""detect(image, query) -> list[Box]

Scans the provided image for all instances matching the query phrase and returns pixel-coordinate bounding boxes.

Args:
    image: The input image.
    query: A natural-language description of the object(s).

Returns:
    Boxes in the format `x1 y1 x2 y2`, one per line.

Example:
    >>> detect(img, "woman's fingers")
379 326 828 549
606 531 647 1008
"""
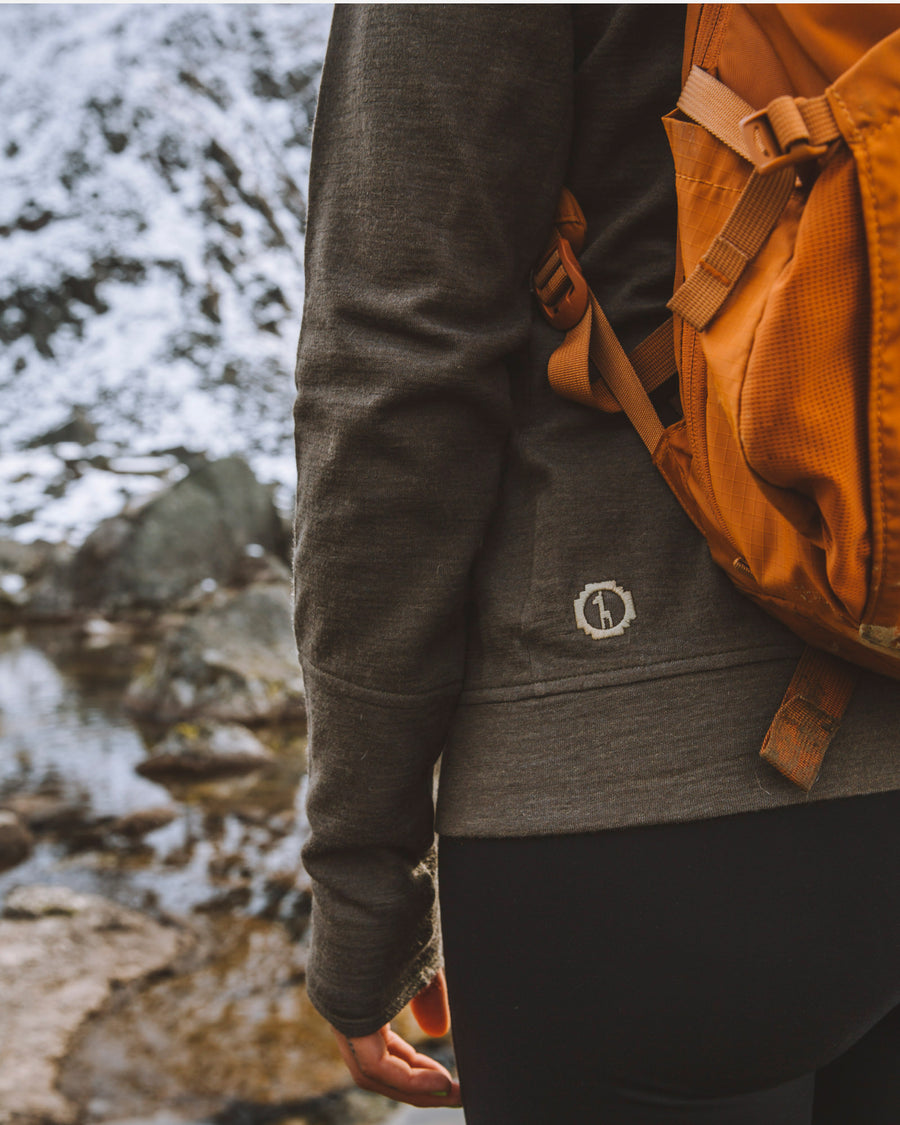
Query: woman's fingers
331 970 456 1106
382 1026 451 1072
332 1025 462 1108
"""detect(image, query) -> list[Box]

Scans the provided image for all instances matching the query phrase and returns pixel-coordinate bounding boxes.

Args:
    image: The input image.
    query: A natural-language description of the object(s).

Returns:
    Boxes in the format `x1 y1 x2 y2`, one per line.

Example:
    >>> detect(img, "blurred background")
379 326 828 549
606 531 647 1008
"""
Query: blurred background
0 6 460 1124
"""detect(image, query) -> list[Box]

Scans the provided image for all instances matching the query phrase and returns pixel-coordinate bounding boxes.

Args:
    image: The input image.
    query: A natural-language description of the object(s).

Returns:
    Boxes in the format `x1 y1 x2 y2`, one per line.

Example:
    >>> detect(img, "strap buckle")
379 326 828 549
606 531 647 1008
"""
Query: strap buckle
739 103 829 174
533 234 589 331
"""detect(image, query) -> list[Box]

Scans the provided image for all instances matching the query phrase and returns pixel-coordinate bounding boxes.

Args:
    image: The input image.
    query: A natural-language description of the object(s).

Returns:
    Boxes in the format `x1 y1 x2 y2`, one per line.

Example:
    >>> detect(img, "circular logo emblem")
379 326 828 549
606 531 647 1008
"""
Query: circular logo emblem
573 581 636 640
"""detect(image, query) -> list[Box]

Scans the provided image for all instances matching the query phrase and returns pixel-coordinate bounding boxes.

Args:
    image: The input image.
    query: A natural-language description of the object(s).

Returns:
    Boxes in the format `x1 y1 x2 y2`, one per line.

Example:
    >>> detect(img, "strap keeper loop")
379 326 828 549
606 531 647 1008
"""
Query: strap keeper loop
740 99 829 173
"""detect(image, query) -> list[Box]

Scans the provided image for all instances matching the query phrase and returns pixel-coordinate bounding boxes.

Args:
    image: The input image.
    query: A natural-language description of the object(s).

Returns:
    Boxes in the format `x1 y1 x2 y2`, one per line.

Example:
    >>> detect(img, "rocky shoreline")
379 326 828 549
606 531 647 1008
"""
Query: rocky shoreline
0 457 452 1125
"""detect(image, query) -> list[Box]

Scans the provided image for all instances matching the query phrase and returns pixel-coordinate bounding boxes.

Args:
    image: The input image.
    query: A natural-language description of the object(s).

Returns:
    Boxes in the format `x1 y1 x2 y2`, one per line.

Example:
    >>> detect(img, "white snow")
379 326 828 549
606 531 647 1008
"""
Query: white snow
0 3 333 544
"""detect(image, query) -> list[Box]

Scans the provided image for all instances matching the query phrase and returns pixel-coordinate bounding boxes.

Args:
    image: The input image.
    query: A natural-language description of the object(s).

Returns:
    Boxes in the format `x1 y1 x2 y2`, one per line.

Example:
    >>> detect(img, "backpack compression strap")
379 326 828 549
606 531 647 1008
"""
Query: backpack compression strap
545 290 667 454
668 66 844 331
532 190 674 452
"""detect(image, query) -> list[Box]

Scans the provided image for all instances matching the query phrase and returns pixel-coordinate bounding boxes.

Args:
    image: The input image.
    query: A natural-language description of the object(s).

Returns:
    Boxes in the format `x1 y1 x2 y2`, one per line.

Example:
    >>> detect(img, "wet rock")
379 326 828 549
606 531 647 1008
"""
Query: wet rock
125 583 304 723
0 809 34 871
0 538 51 581
80 615 139 650
281 887 313 942
70 457 288 613
19 546 77 620
65 819 117 855
230 543 291 588
260 869 296 908
207 851 251 881
0 539 75 621
0 885 181 1125
2 792 91 835
109 806 179 840
57 916 339 1123
136 721 275 780
195 883 252 913
26 406 98 449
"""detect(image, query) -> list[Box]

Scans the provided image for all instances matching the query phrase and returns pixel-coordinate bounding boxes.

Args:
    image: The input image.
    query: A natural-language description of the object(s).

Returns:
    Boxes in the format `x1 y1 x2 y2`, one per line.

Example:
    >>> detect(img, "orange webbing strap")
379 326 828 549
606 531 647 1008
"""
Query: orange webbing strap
667 162 795 331
669 66 844 331
680 66 842 172
534 217 676 430
629 320 677 393
759 646 859 791
688 3 730 79
678 66 755 161
742 93 840 173
679 67 842 171
556 315 675 416
547 292 666 455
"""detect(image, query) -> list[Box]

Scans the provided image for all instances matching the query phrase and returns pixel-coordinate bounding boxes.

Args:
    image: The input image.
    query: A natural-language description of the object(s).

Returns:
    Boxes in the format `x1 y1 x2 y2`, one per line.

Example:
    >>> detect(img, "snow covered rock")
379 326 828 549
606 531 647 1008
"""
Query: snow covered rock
0 4 331 544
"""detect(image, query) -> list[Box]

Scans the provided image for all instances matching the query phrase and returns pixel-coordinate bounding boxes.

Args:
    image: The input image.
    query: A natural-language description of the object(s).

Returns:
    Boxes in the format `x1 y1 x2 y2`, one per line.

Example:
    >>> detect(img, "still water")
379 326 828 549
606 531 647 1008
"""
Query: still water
0 625 308 917
0 627 454 1125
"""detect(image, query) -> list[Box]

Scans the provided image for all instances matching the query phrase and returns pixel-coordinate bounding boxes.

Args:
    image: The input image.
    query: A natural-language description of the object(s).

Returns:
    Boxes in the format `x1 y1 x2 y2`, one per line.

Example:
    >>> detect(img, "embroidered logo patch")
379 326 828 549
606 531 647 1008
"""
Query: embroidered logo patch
574 581 636 640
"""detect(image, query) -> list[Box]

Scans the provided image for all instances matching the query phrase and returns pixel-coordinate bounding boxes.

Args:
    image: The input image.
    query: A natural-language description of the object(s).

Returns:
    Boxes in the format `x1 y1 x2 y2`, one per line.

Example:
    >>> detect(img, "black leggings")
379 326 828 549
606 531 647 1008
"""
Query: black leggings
439 790 900 1124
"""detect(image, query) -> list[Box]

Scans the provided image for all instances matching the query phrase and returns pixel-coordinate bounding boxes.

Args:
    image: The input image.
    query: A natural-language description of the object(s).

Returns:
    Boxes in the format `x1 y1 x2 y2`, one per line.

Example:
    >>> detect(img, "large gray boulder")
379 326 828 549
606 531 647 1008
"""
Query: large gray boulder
124 583 304 723
70 457 288 613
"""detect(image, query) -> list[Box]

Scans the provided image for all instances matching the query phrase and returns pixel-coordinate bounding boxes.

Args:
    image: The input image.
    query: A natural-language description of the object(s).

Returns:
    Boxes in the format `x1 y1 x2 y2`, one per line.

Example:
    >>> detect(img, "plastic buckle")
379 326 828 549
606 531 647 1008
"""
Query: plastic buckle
534 235 589 331
739 108 828 174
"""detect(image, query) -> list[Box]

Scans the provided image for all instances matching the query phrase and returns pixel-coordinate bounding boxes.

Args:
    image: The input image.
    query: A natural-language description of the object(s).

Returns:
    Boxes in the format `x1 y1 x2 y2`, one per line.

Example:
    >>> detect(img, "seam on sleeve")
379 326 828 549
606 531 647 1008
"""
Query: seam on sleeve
302 657 463 708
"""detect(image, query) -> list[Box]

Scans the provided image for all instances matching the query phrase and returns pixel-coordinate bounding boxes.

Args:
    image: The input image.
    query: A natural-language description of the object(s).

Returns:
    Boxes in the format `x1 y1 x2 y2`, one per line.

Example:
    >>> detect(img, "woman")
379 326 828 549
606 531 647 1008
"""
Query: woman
293 7 900 1121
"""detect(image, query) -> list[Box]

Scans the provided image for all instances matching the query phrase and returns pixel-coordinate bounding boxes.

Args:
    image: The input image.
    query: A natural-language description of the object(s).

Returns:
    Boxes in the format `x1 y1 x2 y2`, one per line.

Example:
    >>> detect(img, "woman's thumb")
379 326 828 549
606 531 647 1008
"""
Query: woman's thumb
410 969 451 1037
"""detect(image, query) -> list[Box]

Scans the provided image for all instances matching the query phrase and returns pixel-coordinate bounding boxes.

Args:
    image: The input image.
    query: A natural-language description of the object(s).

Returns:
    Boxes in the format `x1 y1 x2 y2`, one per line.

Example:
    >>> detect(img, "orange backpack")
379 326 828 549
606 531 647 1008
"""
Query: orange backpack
534 4 900 790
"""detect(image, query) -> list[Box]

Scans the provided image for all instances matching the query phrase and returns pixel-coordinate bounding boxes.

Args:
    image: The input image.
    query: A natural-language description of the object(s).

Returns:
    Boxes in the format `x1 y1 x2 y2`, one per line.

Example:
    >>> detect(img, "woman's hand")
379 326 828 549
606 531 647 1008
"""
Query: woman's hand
330 970 462 1108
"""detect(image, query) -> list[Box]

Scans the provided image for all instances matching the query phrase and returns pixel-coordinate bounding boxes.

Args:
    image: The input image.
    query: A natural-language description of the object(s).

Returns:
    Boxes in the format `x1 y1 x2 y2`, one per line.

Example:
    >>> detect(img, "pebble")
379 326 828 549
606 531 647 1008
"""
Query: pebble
0 810 34 872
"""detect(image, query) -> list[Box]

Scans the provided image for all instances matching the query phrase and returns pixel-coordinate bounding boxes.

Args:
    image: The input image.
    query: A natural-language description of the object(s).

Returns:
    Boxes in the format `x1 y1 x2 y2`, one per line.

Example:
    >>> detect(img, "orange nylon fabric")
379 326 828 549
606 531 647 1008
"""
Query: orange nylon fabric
655 5 900 784
828 30 900 645
659 7 900 651
533 189 677 422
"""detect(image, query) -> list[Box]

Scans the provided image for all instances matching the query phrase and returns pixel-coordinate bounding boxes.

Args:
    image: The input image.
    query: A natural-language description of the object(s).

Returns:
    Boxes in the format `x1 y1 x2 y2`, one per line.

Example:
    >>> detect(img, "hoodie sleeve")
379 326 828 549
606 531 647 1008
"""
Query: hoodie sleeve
293 4 573 1036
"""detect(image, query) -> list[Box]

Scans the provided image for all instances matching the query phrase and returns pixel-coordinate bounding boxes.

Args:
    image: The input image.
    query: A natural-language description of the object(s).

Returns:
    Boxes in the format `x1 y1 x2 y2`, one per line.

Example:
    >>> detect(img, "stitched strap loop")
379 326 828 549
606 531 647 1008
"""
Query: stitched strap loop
760 647 859 790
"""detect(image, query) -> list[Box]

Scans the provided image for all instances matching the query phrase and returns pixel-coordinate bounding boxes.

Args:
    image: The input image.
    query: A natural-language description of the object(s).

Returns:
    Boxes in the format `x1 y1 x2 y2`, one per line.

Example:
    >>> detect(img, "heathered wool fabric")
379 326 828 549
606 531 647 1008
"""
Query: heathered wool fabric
293 5 900 1038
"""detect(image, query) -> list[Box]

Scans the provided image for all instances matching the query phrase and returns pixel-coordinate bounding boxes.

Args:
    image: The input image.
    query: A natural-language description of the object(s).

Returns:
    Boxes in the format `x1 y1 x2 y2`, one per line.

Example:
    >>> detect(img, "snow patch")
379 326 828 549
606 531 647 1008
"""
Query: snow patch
0 3 333 542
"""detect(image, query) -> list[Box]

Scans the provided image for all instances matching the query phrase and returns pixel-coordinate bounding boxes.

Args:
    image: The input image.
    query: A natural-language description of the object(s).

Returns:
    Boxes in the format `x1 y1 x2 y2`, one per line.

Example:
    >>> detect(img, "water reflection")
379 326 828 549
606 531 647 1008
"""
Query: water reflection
0 629 167 816
0 626 443 1125
0 625 309 921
